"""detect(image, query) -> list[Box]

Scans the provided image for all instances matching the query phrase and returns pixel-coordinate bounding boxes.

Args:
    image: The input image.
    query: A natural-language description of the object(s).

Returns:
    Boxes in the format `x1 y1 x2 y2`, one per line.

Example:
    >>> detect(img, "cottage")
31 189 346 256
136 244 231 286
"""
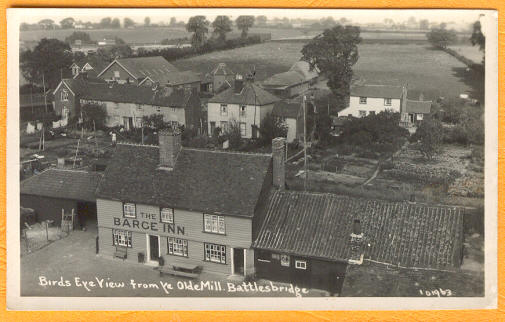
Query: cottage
338 84 405 117
206 63 235 94
20 169 102 228
52 78 201 130
400 99 432 127
95 130 283 276
271 100 304 143
207 74 281 138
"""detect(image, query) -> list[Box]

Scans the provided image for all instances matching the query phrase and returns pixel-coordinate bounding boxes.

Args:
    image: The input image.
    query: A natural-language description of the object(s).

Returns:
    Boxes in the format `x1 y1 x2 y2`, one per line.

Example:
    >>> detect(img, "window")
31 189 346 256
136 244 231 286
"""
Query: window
204 243 226 264
384 98 392 106
135 117 143 128
240 122 246 137
359 110 367 117
61 90 69 101
160 208 174 224
295 260 307 270
123 203 136 218
168 237 188 257
280 254 290 267
220 104 228 116
359 97 367 104
113 229 132 247
137 104 143 111
203 214 225 234
220 121 228 133
156 106 161 113
240 105 247 117
114 70 120 78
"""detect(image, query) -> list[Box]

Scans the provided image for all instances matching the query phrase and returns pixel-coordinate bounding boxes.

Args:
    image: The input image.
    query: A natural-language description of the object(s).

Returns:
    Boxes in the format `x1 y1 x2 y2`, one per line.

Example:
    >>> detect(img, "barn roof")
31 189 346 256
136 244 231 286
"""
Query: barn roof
106 56 179 80
96 144 272 218
406 100 432 114
21 169 102 203
289 61 319 81
262 71 306 89
208 81 281 106
350 85 403 99
253 190 464 270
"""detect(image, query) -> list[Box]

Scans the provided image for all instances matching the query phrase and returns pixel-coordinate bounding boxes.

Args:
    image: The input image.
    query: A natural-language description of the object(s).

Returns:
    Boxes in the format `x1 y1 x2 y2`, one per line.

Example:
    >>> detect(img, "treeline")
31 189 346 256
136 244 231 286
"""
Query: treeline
133 35 263 61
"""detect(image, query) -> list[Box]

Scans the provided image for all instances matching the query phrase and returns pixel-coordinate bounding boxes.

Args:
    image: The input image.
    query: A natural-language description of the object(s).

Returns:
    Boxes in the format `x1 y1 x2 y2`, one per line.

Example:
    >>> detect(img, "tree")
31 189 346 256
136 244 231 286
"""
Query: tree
470 20 485 52
64 31 92 44
256 15 267 26
60 17 75 29
20 38 73 89
111 18 121 29
100 17 112 28
320 17 336 28
301 25 361 104
186 16 209 47
97 44 132 60
419 19 429 30
236 16 255 38
144 17 151 27
426 27 457 49
123 17 135 28
212 16 232 42
169 17 177 26
259 112 288 145
78 103 107 130
410 117 443 160
38 19 55 29
223 120 243 150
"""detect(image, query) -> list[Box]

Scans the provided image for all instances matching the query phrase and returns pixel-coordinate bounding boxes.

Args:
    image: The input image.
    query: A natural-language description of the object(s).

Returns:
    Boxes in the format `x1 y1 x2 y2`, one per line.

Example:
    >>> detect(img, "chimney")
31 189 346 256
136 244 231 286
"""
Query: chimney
158 128 181 170
419 92 424 101
272 137 286 190
234 74 244 94
400 84 408 114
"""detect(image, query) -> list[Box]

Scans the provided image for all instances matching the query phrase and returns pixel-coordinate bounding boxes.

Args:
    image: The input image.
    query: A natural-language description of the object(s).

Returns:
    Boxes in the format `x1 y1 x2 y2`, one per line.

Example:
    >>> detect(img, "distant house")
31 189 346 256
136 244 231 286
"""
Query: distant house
200 63 235 95
97 56 201 92
338 84 405 117
271 100 303 143
70 55 109 80
261 61 319 99
97 38 116 46
400 99 432 127
52 78 201 130
207 74 281 138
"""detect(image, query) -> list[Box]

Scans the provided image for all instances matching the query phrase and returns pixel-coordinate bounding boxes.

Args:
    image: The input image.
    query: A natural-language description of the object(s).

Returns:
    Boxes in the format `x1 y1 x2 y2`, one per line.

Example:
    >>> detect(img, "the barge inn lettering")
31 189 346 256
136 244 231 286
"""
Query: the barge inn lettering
113 211 185 235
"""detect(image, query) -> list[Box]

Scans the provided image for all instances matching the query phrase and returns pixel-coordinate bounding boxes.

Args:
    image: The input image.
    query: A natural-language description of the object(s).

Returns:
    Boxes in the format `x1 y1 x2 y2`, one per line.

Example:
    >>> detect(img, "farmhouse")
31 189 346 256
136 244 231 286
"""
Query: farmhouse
52 78 201 130
338 84 405 117
95 130 278 276
271 100 303 143
20 169 102 228
207 74 281 138
261 61 319 99
96 56 201 92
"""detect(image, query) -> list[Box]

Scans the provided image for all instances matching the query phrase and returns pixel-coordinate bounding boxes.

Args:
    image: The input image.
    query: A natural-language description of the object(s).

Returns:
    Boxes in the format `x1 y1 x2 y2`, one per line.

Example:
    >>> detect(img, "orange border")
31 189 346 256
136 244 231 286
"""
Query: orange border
1 1 503 320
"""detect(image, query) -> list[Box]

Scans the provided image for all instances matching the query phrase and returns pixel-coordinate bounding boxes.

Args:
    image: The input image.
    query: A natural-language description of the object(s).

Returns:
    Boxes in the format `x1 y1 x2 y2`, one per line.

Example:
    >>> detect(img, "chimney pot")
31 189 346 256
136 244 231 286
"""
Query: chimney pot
272 137 286 190
234 74 244 94
159 128 181 170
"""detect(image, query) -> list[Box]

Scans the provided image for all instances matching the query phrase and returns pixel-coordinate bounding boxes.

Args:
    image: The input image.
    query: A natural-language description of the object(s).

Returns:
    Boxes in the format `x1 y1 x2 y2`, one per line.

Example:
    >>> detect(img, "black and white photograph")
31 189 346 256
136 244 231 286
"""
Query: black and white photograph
6 8 497 310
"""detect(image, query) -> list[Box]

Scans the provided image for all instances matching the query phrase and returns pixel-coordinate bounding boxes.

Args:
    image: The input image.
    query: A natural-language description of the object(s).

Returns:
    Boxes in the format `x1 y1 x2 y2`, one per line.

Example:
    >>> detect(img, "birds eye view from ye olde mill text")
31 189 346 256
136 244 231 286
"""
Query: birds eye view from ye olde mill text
16 9 487 299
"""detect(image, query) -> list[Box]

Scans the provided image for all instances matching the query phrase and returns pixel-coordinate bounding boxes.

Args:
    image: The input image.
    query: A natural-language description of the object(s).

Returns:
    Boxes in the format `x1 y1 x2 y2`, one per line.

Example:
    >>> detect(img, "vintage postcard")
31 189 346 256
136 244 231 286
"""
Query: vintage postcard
6 8 498 310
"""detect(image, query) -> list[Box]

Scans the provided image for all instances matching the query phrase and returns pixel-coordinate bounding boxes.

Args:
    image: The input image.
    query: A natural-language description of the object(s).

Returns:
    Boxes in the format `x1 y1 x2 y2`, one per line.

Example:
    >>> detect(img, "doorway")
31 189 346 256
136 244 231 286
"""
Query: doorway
148 235 160 263
233 248 244 275
76 201 97 232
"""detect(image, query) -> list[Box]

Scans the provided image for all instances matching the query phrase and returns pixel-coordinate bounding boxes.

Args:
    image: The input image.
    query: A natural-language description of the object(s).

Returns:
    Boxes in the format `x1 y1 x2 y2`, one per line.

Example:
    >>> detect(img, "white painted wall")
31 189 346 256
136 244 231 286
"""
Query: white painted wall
286 118 297 143
339 96 401 117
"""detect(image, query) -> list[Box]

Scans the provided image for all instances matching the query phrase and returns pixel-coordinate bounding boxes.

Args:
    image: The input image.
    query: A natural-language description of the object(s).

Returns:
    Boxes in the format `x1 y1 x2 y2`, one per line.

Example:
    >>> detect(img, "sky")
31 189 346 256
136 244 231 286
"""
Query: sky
17 8 490 29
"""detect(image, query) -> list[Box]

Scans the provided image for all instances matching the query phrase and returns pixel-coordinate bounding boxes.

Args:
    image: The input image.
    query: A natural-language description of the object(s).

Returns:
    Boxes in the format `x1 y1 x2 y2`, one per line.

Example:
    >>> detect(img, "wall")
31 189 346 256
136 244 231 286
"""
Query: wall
20 194 77 226
97 198 255 275
98 61 138 84
54 83 78 118
285 118 297 143
339 96 401 117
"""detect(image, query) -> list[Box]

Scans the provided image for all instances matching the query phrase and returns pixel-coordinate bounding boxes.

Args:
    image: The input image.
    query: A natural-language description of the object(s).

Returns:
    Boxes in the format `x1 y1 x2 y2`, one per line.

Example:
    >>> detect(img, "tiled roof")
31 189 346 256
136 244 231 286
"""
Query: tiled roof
289 61 319 81
253 190 464 270
211 63 234 76
115 56 179 80
96 144 272 218
208 81 281 106
272 101 302 119
75 56 109 73
351 85 403 99
262 71 306 88
63 79 198 108
145 70 202 86
406 100 432 114
21 169 102 202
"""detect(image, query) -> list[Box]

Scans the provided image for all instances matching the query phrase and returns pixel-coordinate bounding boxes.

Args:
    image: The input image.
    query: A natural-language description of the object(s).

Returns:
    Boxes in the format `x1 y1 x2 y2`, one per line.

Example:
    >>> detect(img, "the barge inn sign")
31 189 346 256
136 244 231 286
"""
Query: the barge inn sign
7 7 497 311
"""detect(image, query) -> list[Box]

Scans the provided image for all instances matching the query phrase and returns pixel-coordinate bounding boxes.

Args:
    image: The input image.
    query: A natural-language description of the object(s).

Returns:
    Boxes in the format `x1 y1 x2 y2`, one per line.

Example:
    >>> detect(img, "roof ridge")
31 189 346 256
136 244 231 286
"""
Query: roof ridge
182 147 272 157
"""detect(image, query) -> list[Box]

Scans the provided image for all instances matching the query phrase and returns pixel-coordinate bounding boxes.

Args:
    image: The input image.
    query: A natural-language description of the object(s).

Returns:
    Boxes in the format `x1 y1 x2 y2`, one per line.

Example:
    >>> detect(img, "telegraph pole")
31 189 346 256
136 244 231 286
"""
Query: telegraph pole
303 95 308 191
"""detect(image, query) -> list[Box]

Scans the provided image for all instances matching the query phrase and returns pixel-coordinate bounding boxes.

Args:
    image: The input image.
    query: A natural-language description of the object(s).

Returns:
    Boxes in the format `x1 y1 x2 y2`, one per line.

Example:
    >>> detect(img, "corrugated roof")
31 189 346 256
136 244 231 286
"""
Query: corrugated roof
115 56 179 80
96 144 272 218
63 79 198 108
406 100 432 114
253 190 464 270
272 101 302 119
351 85 403 99
208 81 281 106
21 169 102 202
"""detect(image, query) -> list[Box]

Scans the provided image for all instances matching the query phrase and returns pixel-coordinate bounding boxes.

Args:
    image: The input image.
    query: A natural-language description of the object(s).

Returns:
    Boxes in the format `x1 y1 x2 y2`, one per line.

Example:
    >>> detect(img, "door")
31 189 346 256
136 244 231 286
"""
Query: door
233 248 244 275
210 122 216 136
149 235 160 262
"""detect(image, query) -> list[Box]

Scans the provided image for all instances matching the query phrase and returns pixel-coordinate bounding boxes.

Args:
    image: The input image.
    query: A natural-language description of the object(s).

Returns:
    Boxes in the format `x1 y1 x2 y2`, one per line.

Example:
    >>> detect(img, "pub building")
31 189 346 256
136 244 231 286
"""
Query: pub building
95 129 280 277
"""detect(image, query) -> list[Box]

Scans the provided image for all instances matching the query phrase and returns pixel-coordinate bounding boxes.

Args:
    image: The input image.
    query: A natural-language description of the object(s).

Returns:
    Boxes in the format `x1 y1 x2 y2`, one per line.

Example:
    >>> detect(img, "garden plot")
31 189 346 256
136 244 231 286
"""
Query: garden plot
21 222 67 257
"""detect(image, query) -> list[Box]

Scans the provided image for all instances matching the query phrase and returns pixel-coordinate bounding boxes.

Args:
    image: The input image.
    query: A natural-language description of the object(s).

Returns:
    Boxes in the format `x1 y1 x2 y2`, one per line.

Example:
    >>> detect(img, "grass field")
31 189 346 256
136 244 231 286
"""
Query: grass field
447 45 484 65
172 42 471 101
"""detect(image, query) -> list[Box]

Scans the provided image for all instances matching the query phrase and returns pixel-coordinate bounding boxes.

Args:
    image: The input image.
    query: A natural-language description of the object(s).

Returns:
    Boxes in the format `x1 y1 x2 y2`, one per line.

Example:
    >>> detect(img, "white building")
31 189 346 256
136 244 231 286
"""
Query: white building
339 84 405 117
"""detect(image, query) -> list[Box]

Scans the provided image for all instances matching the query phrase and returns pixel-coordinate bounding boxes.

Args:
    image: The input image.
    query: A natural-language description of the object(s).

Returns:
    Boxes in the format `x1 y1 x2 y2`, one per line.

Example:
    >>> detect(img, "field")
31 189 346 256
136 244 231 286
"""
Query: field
172 42 471 101
447 45 484 65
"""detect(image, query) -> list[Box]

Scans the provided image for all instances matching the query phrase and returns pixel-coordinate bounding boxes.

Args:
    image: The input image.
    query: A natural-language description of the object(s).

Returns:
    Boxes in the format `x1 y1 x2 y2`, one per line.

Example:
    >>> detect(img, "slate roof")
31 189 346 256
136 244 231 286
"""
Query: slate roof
96 144 272 218
272 101 302 119
262 71 306 89
406 100 432 114
63 79 198 108
114 56 179 80
208 81 281 106
289 61 319 81
143 70 201 86
21 169 102 203
253 190 464 270
211 63 234 76
350 85 403 99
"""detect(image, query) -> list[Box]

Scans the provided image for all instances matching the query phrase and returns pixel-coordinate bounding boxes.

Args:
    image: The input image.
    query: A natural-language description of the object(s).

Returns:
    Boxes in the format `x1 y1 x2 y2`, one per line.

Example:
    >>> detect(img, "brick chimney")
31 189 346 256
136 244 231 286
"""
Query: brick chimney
234 74 244 94
158 128 181 170
272 137 286 190
349 218 364 264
